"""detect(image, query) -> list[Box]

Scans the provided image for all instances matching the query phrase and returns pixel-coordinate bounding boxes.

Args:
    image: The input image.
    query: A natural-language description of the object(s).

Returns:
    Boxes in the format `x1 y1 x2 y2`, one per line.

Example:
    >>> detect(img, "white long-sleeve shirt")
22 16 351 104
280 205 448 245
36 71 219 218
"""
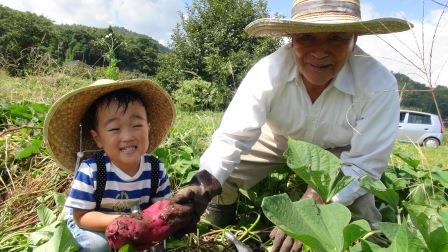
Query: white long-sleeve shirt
200 43 399 206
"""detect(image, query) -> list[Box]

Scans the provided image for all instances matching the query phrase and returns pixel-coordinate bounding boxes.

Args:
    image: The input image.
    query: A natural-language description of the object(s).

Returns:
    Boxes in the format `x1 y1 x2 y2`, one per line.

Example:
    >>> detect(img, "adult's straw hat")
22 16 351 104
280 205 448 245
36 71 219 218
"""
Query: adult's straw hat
43 79 175 171
245 0 413 37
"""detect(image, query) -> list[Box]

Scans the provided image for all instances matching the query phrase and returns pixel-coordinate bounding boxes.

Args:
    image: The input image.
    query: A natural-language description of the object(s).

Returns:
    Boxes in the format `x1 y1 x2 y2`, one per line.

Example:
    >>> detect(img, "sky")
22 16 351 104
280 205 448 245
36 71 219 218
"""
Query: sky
0 0 447 86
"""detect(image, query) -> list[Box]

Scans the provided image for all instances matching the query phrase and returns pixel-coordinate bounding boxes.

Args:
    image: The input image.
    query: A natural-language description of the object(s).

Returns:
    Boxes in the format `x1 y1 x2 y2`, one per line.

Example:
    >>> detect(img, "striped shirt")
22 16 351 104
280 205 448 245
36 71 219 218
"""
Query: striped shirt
65 153 171 216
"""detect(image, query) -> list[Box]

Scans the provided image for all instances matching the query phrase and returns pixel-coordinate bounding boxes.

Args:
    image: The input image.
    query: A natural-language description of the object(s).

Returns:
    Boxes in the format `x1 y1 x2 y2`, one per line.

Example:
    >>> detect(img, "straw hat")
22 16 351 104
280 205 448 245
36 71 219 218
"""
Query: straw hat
43 79 175 171
245 0 413 37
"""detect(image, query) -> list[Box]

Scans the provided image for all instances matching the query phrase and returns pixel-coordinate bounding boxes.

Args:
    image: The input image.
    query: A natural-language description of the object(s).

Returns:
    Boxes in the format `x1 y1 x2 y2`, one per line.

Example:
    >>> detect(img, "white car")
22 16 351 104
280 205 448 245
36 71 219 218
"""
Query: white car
397 110 444 147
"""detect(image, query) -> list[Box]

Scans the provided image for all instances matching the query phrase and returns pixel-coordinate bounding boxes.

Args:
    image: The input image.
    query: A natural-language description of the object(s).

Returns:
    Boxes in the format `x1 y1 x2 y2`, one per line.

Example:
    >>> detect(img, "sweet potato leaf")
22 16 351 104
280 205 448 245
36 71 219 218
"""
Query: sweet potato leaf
359 176 399 211
262 194 351 252
284 138 352 202
342 219 371 251
392 150 420 168
404 203 448 251
36 205 56 226
33 221 79 252
378 222 428 252
431 169 448 188
440 207 448 232
350 240 384 252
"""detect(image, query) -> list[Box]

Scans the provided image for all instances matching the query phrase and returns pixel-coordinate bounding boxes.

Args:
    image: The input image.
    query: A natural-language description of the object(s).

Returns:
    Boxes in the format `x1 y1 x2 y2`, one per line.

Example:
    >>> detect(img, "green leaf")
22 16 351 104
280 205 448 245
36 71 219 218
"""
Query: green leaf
350 240 384 252
262 194 351 252
33 221 79 252
328 171 354 202
8 103 33 120
181 170 197 185
36 204 56 226
393 150 420 168
398 166 427 179
284 138 352 202
359 176 399 211
54 193 66 210
118 244 134 252
378 222 428 252
54 193 67 221
440 207 448 232
342 219 371 250
28 231 53 246
378 222 400 241
404 203 448 251
431 170 448 188
15 138 42 160
383 171 409 191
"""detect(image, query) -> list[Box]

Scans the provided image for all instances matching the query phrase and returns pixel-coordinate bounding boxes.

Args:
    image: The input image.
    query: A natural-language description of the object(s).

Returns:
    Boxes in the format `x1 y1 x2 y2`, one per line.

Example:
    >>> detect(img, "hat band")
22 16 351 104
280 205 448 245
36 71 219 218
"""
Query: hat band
292 0 361 20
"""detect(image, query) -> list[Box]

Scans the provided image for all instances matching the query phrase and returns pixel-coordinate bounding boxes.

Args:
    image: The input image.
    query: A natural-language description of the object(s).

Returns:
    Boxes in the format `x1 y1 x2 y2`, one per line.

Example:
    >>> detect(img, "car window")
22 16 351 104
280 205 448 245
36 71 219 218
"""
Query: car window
408 113 431 125
400 112 406 123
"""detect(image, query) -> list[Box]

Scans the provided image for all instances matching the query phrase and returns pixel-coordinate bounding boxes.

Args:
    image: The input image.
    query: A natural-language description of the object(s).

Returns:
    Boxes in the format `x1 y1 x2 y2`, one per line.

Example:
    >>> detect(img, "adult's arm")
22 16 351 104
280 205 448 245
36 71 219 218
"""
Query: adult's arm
332 85 400 205
199 49 291 184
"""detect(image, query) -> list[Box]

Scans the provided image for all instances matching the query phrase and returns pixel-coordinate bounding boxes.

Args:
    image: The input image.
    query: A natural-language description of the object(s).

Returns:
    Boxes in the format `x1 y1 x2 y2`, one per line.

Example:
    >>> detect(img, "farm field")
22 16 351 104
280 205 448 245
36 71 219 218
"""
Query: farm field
1 74 447 251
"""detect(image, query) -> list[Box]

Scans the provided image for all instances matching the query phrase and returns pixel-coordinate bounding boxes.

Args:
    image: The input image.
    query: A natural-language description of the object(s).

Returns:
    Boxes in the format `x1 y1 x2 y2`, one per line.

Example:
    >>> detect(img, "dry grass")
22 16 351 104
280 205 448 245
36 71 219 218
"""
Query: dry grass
0 155 72 238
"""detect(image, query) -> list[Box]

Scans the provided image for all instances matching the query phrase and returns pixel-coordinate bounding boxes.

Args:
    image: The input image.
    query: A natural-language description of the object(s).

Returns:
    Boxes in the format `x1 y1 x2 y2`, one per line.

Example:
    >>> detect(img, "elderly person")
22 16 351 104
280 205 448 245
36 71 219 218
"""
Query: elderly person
174 0 413 251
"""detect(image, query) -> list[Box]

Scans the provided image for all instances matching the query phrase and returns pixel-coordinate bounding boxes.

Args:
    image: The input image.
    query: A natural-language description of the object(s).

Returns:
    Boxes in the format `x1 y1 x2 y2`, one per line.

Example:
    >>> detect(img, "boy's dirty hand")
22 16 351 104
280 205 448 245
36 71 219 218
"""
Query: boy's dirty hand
173 170 222 234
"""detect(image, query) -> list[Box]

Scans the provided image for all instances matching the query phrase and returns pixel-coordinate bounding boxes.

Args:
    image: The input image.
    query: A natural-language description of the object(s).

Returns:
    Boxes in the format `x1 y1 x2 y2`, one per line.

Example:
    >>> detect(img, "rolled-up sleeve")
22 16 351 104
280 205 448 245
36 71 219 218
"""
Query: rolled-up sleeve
332 87 400 205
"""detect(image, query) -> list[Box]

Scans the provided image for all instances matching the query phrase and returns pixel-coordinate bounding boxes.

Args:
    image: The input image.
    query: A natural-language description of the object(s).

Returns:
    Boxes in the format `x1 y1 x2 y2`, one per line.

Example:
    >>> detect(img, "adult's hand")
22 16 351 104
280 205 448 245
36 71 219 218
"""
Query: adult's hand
301 186 324 204
270 186 323 252
172 170 222 234
270 227 302 252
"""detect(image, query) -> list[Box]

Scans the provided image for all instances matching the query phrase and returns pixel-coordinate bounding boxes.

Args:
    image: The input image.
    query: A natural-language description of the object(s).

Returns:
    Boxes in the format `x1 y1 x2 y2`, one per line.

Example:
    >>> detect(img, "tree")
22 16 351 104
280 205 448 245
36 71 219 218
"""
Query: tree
0 5 57 76
156 0 281 94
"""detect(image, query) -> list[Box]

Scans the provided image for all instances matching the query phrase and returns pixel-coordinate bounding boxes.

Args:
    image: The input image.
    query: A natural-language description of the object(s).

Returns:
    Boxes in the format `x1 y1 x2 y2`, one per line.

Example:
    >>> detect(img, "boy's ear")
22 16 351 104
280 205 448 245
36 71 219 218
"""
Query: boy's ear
147 122 151 132
90 129 103 148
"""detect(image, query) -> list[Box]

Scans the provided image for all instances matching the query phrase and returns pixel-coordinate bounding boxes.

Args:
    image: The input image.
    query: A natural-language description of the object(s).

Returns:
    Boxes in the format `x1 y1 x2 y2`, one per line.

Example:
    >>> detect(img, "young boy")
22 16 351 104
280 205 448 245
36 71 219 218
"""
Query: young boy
43 79 176 251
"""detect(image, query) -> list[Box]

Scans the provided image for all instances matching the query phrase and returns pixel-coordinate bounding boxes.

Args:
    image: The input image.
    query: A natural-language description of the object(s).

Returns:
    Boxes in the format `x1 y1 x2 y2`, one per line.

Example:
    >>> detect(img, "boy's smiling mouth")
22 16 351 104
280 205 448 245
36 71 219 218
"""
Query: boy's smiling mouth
120 145 138 153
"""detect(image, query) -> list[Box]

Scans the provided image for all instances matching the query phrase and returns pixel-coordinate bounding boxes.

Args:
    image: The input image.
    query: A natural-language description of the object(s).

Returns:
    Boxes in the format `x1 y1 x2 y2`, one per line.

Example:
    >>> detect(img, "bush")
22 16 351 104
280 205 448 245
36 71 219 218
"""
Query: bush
174 78 229 111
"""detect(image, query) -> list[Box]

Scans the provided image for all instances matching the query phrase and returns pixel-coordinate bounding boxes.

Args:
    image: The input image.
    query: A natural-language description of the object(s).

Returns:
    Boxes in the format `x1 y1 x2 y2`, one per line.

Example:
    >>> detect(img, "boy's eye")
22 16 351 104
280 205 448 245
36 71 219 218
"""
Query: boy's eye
133 124 143 128
108 128 120 132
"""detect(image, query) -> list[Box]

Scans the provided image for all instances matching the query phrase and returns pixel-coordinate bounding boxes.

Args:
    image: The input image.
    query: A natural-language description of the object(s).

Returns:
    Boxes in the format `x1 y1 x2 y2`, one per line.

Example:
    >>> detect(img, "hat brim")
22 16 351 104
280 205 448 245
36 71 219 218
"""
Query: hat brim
43 79 175 171
245 17 413 37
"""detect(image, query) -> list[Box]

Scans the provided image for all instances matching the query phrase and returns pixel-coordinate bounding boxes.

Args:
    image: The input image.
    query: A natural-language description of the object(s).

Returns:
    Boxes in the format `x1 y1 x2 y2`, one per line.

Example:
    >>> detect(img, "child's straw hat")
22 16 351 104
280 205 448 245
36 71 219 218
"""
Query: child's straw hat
245 0 413 37
43 79 175 171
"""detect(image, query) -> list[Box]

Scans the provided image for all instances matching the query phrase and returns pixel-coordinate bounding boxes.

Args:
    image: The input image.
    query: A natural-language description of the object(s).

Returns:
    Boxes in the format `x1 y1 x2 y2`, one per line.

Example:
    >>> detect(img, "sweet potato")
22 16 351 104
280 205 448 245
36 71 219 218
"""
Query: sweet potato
105 199 192 249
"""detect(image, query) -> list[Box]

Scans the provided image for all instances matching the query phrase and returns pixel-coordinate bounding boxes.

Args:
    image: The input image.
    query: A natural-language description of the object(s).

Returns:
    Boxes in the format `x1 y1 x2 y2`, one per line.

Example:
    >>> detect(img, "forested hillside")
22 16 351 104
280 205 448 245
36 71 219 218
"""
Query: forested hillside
0 4 166 76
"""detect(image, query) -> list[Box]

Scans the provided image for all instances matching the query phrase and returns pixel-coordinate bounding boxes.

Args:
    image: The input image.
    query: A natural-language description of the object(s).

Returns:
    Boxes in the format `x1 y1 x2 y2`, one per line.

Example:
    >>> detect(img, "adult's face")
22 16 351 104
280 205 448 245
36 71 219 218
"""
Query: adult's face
292 32 356 88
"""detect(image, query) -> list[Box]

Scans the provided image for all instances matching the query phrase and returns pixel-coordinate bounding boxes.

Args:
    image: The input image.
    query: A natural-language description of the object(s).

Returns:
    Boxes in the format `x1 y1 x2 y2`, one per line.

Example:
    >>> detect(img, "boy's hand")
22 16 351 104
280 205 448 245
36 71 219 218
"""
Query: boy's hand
173 170 222 234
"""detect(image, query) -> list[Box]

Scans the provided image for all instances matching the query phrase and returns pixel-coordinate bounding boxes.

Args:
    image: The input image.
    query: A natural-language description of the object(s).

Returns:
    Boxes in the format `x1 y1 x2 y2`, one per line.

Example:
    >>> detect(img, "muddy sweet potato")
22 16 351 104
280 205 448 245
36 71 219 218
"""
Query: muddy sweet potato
105 199 192 249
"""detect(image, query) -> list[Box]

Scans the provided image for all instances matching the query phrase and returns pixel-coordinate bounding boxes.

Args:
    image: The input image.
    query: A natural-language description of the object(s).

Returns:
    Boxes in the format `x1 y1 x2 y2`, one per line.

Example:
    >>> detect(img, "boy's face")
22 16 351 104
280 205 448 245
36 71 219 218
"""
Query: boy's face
90 100 150 173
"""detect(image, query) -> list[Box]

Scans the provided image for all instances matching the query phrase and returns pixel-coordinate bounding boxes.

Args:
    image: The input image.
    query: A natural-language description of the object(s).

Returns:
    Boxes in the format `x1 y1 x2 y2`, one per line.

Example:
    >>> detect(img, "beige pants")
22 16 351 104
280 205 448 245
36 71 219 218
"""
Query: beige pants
211 125 382 224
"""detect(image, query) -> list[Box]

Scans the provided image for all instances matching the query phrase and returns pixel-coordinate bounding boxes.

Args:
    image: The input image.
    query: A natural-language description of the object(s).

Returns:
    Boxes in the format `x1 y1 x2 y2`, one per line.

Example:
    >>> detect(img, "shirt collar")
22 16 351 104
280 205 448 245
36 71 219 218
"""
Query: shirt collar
332 58 356 96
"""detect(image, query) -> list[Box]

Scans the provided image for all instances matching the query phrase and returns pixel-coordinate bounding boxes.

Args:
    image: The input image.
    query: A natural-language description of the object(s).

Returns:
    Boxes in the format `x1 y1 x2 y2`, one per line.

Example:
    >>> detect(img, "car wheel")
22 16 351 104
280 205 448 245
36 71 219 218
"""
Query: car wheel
423 137 440 148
